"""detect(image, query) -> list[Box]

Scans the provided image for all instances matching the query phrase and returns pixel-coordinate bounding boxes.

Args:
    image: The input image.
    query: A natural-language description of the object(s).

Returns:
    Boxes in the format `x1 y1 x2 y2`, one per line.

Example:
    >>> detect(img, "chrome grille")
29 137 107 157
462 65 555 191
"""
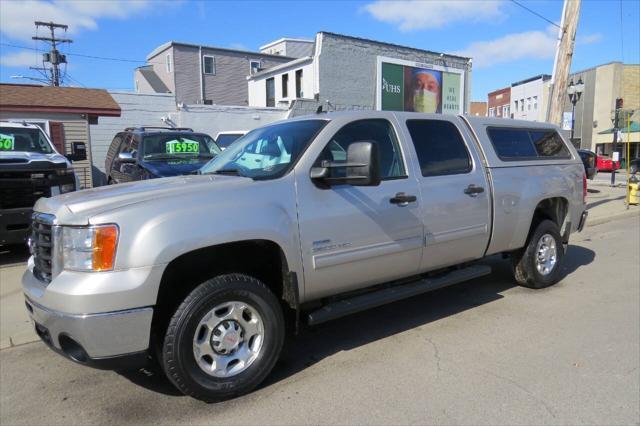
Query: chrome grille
31 213 55 283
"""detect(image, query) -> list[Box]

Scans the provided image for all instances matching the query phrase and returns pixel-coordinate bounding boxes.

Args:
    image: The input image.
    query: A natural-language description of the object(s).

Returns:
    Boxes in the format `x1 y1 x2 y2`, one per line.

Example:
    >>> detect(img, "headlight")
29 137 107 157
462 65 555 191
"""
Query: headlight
55 168 75 176
59 225 119 271
60 183 75 193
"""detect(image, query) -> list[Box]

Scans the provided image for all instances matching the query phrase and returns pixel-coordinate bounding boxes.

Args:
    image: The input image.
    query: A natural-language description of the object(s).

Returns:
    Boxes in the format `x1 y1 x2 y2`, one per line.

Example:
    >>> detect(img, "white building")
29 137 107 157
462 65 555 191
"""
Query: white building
247 57 315 107
510 74 551 121
247 32 472 114
259 38 315 58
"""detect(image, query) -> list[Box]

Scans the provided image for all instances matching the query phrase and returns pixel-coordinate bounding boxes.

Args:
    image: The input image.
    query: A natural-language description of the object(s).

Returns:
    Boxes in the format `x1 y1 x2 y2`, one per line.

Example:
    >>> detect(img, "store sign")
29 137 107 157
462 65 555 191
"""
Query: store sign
377 56 465 114
562 112 573 130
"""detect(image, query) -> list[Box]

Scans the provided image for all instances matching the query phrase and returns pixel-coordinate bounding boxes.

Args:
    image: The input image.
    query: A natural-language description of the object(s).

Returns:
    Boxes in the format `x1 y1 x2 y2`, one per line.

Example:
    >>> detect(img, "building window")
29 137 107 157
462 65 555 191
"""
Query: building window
166 54 172 73
503 105 509 117
533 96 538 110
515 100 518 112
281 73 288 98
489 107 495 117
266 77 275 107
135 79 139 92
295 69 303 98
527 97 532 111
203 55 215 75
521 99 524 111
250 60 261 75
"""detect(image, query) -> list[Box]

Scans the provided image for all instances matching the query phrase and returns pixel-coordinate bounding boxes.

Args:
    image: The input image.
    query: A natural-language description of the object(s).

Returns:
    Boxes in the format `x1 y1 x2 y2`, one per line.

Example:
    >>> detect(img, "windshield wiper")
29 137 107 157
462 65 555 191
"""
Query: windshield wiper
211 169 243 176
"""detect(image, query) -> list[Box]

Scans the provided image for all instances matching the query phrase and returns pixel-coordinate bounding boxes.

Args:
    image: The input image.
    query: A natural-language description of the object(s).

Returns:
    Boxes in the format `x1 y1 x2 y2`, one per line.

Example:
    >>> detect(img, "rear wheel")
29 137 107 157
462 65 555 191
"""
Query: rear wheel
512 220 564 289
162 274 284 402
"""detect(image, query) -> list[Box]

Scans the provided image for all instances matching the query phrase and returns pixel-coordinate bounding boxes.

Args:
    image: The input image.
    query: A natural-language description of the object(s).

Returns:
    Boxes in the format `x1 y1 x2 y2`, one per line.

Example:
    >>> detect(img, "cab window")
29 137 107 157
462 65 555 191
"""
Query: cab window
315 119 406 179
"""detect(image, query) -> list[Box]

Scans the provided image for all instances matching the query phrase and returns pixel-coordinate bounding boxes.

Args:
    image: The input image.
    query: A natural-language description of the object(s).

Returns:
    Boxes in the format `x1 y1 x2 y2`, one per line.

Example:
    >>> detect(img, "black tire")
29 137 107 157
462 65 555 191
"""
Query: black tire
162 274 284 402
512 220 564 289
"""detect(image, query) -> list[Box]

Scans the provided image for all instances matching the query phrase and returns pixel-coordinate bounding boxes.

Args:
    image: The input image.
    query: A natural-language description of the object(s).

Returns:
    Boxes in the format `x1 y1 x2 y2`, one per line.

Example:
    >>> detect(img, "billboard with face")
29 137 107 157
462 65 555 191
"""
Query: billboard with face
377 56 465 114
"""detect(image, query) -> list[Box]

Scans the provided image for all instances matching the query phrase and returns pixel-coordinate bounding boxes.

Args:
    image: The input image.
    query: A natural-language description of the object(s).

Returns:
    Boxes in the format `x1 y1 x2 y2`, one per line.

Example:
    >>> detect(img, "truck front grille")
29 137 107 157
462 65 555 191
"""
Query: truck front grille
0 171 52 209
31 213 55 283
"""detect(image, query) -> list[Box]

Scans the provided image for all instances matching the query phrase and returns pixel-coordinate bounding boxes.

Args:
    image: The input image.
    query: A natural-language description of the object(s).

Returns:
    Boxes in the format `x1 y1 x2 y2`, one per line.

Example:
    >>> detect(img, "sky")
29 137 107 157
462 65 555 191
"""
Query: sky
0 0 638 100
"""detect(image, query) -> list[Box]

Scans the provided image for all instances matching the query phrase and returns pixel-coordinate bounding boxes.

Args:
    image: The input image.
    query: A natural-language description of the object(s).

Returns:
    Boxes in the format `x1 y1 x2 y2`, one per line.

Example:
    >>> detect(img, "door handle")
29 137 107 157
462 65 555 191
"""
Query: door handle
464 184 485 197
390 192 417 206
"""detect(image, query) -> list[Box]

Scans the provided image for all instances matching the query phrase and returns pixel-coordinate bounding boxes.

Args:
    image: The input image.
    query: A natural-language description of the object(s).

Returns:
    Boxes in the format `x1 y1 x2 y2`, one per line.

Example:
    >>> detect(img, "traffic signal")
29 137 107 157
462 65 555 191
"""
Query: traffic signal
615 98 624 110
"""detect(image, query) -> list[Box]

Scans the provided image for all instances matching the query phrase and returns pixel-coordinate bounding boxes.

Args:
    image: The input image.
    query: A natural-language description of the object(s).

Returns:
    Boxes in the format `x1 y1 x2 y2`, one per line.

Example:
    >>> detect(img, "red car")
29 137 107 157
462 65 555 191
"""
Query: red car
596 155 621 172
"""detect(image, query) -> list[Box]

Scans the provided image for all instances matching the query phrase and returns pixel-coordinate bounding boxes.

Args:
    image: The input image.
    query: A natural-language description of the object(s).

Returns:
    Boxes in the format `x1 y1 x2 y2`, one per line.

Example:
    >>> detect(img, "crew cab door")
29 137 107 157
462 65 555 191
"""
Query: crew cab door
295 118 424 300
401 117 491 271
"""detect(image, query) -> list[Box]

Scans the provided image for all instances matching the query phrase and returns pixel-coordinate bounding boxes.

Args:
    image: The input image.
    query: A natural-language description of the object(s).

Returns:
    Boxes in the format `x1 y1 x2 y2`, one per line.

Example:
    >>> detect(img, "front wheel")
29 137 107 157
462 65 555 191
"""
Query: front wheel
512 220 564 289
162 274 284 402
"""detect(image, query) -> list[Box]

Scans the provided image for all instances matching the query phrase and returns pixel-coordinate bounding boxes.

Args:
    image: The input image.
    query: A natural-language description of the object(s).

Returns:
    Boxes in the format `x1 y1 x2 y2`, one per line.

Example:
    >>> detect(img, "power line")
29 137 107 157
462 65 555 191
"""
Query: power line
0 42 147 64
510 0 563 31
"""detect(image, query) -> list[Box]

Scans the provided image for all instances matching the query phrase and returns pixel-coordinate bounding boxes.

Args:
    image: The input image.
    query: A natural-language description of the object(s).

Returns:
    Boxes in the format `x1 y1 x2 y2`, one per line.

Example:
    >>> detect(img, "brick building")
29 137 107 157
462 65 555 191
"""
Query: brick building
487 87 510 118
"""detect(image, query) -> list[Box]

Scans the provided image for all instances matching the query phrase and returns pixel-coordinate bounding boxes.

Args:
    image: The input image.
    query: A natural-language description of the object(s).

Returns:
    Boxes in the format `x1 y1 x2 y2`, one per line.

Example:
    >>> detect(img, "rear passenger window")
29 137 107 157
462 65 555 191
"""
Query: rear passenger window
487 128 571 160
406 120 471 177
486 128 537 160
529 131 570 158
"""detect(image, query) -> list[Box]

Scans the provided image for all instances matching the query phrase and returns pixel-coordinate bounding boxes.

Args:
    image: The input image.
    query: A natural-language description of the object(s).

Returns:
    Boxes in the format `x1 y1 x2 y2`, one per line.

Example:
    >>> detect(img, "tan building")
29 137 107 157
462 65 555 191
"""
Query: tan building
565 62 639 160
470 101 487 116
0 84 121 188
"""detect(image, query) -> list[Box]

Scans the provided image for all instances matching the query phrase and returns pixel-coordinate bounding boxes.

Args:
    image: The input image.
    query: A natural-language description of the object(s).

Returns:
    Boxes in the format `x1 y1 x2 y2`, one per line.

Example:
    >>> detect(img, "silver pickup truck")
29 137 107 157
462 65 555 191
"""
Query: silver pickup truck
23 111 587 401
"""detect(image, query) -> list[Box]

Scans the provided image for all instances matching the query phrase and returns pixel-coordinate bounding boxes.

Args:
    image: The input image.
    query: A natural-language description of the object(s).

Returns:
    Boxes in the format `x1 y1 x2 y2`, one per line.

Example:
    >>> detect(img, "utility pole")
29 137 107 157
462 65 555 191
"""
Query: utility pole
546 0 582 127
32 21 72 86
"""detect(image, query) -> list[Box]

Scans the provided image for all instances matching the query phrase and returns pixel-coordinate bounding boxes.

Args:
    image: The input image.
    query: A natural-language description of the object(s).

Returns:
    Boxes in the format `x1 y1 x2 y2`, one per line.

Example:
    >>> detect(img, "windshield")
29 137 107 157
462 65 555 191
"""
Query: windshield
216 133 244 149
201 120 327 180
141 133 221 161
0 126 54 154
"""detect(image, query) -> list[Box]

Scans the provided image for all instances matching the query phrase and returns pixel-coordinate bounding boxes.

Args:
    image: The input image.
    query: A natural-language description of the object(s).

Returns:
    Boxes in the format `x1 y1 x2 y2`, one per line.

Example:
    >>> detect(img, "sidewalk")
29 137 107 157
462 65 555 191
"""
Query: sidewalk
0 248 35 349
586 182 640 226
1 188 637 351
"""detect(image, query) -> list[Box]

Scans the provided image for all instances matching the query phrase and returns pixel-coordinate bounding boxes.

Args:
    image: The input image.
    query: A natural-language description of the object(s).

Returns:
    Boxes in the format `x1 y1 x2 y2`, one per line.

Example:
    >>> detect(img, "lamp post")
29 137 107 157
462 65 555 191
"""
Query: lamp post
567 78 585 147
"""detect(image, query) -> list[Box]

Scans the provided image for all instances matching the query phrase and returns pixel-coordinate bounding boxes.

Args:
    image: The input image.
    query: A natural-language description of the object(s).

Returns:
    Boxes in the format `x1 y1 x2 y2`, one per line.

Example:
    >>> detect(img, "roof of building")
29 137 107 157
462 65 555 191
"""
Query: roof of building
137 65 171 93
487 86 511 96
511 74 552 87
146 41 296 61
0 84 121 116
319 31 472 62
248 56 313 80
259 37 314 51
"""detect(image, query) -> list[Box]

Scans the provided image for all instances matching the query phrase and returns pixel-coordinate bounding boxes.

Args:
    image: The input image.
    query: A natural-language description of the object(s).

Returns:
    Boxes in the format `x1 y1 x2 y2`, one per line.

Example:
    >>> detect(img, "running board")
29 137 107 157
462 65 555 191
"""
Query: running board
307 265 492 326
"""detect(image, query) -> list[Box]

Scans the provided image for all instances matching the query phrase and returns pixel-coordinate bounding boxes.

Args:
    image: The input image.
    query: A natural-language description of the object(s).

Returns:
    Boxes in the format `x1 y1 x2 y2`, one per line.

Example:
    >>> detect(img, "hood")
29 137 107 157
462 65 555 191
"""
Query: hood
141 159 208 177
0 151 69 166
34 174 252 224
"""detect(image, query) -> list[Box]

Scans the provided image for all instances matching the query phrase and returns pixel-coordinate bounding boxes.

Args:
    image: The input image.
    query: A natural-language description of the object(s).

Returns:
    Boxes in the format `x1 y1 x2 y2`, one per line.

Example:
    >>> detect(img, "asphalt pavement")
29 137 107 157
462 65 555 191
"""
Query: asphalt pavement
0 216 638 425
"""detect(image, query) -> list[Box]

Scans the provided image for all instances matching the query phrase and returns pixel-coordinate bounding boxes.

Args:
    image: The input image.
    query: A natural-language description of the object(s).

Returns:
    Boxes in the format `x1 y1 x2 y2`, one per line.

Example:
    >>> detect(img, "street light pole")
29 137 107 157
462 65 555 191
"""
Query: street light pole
567 78 584 148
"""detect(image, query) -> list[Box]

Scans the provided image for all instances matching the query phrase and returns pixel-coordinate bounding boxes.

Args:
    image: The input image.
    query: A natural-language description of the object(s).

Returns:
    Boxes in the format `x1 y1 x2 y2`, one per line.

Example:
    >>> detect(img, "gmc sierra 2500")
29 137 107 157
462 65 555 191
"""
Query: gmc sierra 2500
23 112 587 401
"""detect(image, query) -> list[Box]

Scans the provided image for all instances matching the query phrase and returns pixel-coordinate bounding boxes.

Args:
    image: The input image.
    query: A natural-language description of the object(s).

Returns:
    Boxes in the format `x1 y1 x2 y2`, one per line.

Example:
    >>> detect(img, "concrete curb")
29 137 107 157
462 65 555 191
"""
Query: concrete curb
587 209 640 227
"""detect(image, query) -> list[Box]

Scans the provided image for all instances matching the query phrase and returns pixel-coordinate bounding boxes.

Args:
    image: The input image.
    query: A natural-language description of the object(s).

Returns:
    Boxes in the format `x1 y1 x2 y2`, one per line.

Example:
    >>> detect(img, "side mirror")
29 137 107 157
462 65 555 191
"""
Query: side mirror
585 167 597 180
118 151 136 163
310 141 381 187
67 142 87 162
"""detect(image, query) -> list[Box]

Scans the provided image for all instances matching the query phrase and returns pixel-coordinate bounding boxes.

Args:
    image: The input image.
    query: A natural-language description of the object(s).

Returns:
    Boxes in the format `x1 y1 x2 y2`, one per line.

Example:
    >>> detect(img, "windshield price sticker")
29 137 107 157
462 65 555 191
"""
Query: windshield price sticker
0 134 15 151
166 140 199 154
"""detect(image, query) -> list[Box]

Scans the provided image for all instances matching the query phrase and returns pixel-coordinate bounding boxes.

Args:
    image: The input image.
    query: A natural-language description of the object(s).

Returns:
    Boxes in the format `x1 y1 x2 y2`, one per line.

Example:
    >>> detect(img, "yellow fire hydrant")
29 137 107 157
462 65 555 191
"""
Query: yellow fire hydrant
629 182 639 205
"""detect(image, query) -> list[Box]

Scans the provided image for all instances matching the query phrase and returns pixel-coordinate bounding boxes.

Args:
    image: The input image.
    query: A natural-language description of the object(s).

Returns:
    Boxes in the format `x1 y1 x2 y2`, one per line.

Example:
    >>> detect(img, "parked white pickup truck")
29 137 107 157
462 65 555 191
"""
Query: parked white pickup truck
23 111 587 401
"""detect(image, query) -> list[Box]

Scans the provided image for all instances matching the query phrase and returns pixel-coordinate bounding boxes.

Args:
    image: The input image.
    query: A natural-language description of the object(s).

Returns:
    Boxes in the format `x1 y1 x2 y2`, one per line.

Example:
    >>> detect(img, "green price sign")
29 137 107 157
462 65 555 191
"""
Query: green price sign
166 139 199 154
0 134 15 151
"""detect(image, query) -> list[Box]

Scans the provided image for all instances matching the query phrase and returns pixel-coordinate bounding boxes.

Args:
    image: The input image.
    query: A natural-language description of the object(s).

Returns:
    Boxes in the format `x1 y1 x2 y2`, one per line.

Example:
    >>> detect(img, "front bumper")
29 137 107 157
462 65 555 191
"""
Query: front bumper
24 295 152 368
22 260 164 367
0 207 32 246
